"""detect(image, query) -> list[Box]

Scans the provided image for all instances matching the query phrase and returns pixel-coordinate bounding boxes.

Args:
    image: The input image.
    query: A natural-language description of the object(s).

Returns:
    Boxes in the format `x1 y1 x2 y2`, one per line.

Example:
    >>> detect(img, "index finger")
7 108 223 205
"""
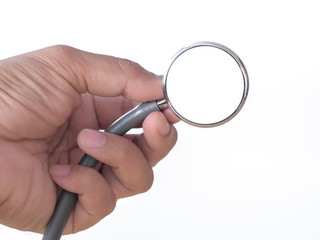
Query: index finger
33 45 164 102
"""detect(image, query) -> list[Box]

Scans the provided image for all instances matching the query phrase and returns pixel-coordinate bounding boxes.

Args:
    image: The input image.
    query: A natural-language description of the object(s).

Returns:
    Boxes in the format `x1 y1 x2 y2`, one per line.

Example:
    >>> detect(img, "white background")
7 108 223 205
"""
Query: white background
1 0 320 239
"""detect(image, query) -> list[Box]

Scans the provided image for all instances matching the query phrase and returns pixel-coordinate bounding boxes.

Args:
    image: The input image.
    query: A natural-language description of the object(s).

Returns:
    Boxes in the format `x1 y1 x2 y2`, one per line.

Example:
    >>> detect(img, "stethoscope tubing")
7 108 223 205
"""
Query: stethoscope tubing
43 101 161 240
43 41 249 240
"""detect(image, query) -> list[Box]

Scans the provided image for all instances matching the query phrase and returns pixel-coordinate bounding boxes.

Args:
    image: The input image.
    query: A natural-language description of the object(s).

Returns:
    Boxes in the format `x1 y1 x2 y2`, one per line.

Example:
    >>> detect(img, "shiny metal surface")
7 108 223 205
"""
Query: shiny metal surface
156 98 169 110
162 41 249 128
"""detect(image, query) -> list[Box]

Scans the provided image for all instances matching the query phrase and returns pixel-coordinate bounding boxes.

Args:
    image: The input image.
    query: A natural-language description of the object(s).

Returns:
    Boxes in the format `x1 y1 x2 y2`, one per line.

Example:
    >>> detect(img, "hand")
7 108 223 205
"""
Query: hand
0 46 178 234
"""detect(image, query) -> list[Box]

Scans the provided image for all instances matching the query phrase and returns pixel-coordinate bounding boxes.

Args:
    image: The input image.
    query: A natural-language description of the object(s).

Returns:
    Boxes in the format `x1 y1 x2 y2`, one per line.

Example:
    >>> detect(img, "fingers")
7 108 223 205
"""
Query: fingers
134 112 178 167
49 164 116 234
162 107 181 124
76 115 178 199
33 45 163 102
77 129 154 199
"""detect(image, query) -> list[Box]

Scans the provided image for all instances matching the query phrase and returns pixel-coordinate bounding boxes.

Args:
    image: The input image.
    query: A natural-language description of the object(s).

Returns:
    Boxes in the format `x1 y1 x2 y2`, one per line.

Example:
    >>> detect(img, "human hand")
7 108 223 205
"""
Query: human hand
0 46 178 234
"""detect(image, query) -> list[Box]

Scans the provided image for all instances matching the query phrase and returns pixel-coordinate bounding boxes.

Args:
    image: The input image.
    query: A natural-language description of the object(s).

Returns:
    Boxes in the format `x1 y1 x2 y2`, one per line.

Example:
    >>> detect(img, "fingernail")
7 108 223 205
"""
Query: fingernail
159 117 170 136
50 165 71 177
81 129 106 148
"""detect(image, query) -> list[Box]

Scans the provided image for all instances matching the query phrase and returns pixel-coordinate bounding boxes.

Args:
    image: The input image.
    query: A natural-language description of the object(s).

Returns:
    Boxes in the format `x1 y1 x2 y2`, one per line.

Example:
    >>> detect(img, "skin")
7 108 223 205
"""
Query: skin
0 46 178 234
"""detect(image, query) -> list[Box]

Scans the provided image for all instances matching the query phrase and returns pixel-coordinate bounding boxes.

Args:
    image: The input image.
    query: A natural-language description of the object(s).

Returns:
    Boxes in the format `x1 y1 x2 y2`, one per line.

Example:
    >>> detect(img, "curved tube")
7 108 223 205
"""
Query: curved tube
43 101 160 240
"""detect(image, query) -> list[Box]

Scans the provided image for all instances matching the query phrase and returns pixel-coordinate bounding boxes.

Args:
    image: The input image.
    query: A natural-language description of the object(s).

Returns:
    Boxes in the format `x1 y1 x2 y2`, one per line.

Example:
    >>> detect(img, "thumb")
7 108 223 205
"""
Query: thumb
49 164 116 234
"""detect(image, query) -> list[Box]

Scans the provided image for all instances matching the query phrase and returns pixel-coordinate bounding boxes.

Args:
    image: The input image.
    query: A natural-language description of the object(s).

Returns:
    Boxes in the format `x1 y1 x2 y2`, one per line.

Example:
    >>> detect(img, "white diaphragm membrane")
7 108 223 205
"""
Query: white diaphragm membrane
164 43 248 127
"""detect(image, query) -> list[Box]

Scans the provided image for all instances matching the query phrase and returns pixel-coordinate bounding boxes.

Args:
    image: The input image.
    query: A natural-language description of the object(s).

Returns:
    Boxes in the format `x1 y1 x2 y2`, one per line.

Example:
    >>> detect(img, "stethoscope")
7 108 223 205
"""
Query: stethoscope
43 41 249 240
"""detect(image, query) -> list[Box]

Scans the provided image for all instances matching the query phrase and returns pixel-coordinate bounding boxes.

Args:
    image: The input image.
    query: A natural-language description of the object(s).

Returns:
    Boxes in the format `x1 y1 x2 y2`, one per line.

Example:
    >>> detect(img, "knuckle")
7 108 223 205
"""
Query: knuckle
101 193 117 216
137 169 154 194
43 45 83 73
47 45 75 59
122 166 154 195
170 126 178 146
115 57 142 73
115 138 132 162
113 58 145 94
